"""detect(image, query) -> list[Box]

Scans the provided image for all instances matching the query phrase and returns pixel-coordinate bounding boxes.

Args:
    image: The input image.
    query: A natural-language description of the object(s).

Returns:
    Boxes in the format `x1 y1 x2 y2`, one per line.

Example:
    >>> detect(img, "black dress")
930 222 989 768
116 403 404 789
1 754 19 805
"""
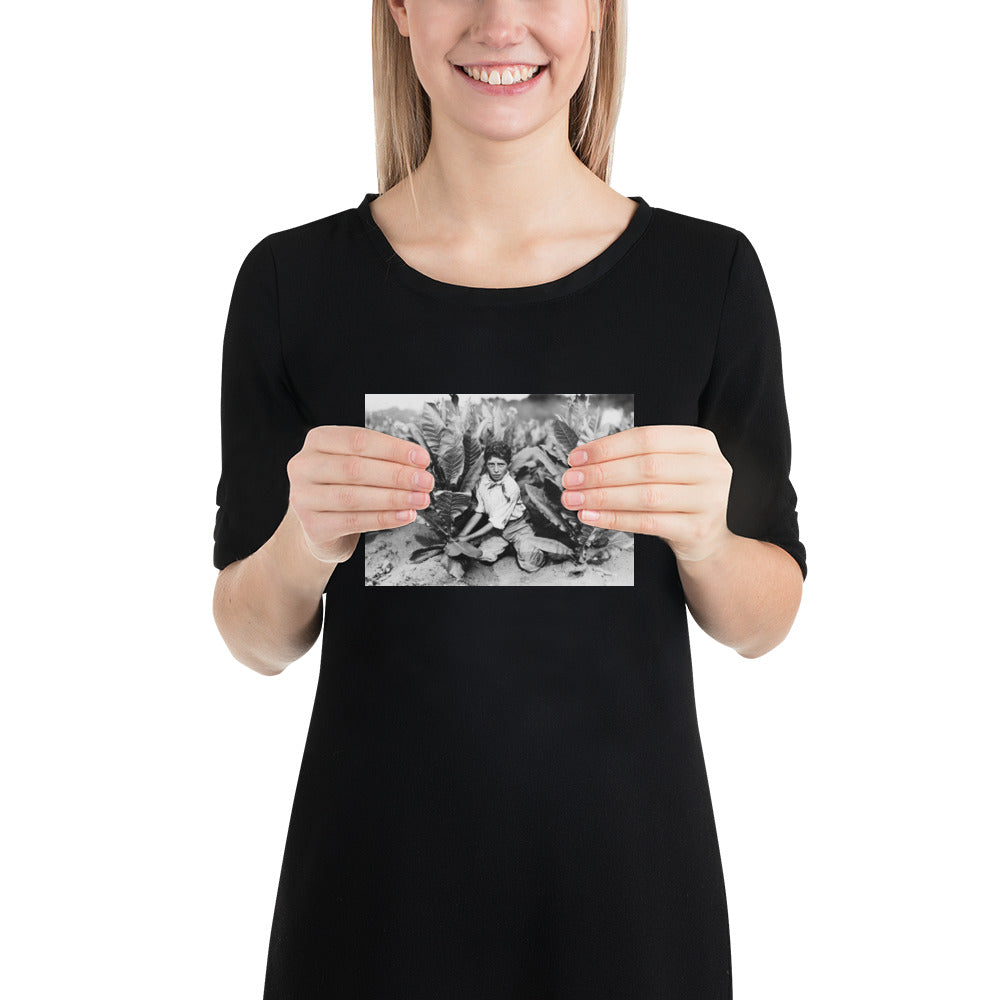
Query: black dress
213 193 807 999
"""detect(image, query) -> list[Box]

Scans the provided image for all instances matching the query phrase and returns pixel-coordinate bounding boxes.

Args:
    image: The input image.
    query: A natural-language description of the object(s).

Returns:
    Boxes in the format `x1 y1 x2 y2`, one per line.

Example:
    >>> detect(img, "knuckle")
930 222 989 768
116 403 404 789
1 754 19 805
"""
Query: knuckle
640 453 662 479
639 511 658 534
347 426 366 453
344 455 363 481
336 486 358 509
641 484 661 508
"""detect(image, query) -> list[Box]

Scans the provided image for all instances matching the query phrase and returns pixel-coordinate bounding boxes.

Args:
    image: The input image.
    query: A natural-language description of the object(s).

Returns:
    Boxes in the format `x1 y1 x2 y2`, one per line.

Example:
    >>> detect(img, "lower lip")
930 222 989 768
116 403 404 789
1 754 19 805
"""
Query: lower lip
454 63 547 96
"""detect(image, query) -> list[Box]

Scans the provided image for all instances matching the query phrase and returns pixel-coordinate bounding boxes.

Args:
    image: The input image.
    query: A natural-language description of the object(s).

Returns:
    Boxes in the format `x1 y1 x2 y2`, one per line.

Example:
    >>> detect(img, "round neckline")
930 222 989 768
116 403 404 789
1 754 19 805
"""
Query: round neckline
355 191 652 305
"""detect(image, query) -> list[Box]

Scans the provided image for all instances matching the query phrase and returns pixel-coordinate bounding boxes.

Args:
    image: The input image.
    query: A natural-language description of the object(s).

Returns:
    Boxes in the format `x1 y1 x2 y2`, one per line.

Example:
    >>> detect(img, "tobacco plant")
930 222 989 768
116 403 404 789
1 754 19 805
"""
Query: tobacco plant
520 394 634 566
399 395 489 580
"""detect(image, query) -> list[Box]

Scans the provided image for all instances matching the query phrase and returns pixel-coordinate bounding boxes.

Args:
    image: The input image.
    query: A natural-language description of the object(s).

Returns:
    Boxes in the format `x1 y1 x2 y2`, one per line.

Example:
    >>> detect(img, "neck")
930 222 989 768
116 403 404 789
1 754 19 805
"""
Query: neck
402 121 601 241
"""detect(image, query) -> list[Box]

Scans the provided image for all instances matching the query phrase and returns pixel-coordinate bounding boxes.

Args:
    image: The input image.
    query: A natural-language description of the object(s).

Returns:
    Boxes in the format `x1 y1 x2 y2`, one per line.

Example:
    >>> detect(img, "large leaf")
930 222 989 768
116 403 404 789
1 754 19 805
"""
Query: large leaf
524 482 567 534
509 445 538 475
460 434 484 493
442 553 466 580
433 489 473 526
530 445 561 477
418 505 451 537
420 401 447 453
490 399 507 440
541 476 567 509
438 419 466 486
406 422 432 457
552 417 579 458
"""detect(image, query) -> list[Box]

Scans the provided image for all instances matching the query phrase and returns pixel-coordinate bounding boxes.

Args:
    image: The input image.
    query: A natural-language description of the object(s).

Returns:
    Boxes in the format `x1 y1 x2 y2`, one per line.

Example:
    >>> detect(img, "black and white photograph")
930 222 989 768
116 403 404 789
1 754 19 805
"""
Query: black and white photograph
364 393 635 586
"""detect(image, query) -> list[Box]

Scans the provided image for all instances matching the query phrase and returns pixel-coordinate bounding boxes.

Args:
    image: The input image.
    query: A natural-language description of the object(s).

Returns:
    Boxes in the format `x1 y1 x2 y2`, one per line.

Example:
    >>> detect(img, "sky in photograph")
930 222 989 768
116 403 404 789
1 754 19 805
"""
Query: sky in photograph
365 393 609 410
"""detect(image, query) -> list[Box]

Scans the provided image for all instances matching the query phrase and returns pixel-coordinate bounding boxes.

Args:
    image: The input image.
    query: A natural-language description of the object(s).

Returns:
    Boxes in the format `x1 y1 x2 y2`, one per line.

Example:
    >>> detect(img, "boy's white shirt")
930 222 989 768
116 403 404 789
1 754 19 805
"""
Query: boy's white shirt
475 471 527 529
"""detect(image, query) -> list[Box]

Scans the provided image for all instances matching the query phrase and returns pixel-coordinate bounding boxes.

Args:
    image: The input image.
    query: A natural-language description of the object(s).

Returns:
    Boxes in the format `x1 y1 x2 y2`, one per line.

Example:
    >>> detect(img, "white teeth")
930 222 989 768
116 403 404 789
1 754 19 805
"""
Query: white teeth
461 65 541 85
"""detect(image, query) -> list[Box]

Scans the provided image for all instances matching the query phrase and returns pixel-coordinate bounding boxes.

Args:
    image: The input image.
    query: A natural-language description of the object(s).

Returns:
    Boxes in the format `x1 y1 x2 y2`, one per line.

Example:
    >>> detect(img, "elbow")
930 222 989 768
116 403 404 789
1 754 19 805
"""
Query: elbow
213 618 287 677
736 619 794 658
737 631 788 659
214 620 289 676
213 566 288 677
736 574 803 659
242 657 287 677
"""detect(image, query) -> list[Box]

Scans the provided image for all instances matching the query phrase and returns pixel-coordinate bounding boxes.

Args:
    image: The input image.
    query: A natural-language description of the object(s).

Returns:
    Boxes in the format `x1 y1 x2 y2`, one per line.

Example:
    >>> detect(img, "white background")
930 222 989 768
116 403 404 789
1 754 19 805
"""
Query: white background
3 1 996 997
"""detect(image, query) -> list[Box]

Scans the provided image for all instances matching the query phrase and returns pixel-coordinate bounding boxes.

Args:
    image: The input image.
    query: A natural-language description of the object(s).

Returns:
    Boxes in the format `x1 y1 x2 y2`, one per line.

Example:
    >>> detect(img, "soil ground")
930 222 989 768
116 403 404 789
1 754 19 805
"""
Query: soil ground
363 518 634 587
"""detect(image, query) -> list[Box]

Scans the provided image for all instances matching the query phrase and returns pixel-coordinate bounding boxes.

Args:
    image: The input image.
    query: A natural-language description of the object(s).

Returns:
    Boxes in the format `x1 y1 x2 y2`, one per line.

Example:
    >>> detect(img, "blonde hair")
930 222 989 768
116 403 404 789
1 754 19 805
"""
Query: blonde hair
371 0 627 211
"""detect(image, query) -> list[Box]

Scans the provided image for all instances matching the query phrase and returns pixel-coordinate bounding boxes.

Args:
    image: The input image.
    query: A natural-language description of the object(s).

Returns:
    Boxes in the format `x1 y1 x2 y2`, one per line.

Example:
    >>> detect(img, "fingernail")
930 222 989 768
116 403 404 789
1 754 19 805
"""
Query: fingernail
569 449 588 465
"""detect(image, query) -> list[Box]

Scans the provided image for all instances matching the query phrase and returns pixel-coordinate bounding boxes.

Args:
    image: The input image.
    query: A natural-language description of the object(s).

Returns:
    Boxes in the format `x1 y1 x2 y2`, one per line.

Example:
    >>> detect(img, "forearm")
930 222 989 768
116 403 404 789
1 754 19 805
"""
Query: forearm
213 504 335 675
674 530 803 658
459 512 489 538
464 522 495 540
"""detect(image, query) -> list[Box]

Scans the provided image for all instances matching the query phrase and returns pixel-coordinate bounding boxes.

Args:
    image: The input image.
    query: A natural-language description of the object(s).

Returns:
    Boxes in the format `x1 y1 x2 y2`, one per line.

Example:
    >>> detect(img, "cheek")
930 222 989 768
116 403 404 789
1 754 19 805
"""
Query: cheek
405 16 455 76
540 6 592 49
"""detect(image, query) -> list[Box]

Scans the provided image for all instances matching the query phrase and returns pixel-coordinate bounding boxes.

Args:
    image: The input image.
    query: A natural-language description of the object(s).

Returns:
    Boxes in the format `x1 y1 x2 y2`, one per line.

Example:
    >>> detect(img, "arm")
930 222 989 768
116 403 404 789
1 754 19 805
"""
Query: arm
458 510 494 540
675 531 802 659
212 236 333 676
687 230 807 656
461 515 496 541
213 504 334 676
458 483 488 538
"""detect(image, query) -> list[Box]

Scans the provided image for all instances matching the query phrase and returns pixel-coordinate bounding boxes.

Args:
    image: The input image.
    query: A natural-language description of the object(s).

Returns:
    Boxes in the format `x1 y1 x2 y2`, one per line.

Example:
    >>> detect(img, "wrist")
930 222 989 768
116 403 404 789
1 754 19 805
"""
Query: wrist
261 505 335 601
673 528 739 575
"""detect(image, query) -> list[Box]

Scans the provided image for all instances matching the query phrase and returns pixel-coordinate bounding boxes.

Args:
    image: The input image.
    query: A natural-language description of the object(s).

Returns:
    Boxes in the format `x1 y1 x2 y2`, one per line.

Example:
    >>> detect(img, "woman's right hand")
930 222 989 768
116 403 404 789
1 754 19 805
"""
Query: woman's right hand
286 426 434 565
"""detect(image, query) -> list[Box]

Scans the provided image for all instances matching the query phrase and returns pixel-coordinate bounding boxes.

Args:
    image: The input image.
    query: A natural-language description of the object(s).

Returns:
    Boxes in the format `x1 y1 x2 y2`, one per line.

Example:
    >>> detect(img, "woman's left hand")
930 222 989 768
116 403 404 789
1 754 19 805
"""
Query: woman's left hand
561 425 735 565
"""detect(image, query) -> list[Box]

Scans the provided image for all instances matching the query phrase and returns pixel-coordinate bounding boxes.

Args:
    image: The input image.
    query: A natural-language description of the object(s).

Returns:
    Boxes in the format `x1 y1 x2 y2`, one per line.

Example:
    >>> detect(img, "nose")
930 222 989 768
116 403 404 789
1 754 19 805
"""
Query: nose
468 0 529 50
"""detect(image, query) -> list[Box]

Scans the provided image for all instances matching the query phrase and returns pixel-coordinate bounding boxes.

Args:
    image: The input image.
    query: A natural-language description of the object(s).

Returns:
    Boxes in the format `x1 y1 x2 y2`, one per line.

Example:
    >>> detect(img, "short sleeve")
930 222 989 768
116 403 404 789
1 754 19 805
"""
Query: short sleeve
213 236 311 571
474 479 485 513
697 232 807 580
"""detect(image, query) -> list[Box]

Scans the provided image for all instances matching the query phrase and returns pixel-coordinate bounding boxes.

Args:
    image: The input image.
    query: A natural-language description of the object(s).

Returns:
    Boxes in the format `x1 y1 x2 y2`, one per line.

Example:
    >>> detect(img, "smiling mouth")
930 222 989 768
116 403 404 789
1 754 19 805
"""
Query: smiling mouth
454 63 549 86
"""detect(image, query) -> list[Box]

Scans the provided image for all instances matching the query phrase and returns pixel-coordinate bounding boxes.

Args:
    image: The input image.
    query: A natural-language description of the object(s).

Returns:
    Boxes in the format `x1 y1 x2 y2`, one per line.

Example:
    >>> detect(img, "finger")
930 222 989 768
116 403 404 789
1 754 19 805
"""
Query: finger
572 508 693 537
306 425 431 467
561 482 705 515
296 450 436 493
298 505 422 539
562 451 706 489
293 477 434 513
567 425 715 466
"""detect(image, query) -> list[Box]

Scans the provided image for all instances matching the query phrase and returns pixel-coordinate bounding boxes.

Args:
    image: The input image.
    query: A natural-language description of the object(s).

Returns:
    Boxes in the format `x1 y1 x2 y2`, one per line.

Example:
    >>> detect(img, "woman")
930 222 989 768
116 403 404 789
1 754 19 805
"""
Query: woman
212 2 807 996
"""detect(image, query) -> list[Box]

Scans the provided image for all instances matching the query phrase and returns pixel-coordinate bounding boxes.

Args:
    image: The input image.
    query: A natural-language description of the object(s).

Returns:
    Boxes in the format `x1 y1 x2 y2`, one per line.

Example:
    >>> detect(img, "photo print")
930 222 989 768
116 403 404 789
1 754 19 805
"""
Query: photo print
364 393 635 587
